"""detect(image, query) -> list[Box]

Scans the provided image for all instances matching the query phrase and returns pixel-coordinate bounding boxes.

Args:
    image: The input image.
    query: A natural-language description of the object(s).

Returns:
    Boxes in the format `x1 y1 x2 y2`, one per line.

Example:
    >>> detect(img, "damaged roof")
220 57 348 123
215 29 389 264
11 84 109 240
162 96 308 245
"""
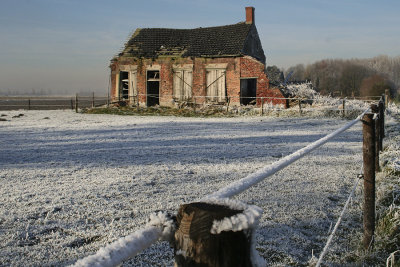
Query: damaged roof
119 22 253 58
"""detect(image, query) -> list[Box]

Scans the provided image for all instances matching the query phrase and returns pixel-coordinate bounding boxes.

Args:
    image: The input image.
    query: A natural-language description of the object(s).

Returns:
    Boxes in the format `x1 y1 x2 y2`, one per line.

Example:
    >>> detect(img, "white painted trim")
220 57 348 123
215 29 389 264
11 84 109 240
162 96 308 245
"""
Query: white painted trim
146 65 161 71
119 65 138 71
115 72 120 98
172 64 193 71
205 63 228 70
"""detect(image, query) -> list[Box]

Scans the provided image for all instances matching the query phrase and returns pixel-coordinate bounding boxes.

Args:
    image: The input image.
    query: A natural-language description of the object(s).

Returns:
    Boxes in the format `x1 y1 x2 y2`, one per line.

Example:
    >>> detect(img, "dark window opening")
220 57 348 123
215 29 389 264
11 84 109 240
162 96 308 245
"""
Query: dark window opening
147 70 160 80
240 78 257 105
147 70 160 106
120 71 129 100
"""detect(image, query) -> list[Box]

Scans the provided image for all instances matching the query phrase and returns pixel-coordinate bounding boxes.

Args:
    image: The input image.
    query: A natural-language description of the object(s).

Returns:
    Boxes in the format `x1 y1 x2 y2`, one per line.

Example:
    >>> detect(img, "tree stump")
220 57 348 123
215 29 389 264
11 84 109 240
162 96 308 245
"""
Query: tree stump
174 202 252 267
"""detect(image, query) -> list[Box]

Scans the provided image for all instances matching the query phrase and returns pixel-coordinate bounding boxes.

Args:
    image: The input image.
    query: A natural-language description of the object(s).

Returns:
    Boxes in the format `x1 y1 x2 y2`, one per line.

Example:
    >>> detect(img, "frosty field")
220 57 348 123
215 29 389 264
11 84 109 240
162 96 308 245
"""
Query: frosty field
0 110 366 266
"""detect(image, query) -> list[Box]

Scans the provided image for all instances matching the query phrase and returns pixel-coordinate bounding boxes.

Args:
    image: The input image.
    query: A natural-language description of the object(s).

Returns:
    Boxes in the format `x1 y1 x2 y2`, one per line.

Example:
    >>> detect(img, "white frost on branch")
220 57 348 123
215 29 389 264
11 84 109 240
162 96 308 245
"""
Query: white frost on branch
283 82 316 99
204 198 266 267
146 211 176 242
205 198 262 234
71 212 175 267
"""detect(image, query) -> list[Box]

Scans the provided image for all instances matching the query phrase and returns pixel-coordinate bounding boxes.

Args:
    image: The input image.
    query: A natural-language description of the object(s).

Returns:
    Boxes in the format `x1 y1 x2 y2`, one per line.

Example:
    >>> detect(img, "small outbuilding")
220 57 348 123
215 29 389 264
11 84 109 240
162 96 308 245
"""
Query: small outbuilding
109 7 286 107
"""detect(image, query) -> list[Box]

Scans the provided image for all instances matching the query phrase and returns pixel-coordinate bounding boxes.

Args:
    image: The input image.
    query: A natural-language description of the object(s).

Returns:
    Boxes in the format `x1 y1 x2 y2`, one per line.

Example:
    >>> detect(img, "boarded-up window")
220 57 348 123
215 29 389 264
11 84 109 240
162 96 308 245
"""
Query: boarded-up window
173 65 193 101
206 69 226 102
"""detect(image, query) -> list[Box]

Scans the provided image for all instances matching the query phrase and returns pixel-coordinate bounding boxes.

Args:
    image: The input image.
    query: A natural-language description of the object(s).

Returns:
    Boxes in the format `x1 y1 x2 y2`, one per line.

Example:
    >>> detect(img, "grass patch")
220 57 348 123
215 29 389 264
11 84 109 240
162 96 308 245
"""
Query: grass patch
82 105 363 120
82 106 237 117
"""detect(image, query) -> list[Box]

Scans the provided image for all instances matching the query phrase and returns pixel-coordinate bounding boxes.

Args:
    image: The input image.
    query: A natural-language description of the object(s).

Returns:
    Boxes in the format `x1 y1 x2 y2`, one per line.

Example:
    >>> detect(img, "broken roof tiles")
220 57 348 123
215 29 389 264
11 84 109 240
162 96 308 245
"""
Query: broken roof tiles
120 22 253 58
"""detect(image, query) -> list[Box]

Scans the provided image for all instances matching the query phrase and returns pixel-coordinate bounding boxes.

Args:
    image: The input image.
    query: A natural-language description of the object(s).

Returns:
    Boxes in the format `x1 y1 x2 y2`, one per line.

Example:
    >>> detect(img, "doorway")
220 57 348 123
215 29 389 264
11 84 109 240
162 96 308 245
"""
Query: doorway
240 78 257 105
147 70 160 106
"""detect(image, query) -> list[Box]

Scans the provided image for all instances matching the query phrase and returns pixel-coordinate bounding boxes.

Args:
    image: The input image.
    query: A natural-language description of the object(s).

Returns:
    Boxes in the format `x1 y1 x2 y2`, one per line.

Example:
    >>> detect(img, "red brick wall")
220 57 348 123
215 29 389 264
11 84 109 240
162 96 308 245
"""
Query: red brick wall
159 61 172 106
110 62 118 101
225 58 241 105
240 56 286 106
261 87 287 106
240 56 268 106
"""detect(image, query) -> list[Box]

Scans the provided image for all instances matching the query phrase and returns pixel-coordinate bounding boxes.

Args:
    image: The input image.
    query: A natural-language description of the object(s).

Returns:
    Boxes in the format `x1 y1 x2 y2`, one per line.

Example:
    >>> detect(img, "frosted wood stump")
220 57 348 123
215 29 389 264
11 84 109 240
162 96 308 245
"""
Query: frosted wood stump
174 202 252 267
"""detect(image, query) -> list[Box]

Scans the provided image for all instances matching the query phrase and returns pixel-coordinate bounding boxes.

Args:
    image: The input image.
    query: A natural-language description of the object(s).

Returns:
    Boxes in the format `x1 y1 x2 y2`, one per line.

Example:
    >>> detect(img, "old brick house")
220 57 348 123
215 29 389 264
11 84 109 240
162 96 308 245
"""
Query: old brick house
110 7 285 107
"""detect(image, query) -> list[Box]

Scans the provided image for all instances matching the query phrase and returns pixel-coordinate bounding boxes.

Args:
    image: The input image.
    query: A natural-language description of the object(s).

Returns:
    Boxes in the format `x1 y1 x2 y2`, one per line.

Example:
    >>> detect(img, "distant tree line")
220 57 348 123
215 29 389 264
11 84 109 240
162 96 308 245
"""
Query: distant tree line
267 55 400 100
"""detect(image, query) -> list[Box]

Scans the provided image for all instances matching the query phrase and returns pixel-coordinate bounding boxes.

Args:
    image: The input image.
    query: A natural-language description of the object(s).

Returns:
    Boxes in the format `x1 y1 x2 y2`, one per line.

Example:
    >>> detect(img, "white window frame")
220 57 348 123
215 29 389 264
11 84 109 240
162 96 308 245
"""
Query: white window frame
118 65 137 102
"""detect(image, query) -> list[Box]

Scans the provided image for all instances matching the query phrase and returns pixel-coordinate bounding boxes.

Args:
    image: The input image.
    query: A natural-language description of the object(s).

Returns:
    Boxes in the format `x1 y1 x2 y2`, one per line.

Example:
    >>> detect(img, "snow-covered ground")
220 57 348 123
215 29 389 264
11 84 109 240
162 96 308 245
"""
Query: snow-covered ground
0 110 370 266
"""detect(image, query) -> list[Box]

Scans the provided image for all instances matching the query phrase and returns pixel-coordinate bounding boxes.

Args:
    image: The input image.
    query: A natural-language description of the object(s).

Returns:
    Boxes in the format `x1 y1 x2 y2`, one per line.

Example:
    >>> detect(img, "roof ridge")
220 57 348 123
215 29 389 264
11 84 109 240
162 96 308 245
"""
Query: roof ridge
138 21 247 31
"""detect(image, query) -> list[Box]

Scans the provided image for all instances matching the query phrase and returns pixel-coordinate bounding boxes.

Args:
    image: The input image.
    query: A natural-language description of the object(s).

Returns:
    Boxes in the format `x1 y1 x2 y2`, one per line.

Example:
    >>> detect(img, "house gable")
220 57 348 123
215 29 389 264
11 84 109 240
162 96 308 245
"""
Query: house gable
242 24 266 65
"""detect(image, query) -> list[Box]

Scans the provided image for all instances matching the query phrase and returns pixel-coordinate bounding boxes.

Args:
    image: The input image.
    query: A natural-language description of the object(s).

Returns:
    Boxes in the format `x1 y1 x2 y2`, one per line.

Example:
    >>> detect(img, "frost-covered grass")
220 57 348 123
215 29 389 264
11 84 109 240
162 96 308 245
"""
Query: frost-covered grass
0 108 388 266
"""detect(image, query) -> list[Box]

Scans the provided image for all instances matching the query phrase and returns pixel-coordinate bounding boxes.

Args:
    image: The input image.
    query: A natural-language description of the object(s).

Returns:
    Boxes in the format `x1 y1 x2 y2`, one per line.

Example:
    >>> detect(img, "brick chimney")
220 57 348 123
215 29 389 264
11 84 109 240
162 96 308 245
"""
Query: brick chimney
245 7 255 24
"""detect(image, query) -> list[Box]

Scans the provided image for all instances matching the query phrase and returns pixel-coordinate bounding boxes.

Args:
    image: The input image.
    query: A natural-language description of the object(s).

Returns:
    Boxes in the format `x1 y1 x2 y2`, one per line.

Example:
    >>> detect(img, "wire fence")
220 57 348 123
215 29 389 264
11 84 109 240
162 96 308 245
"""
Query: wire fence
114 93 376 119
315 174 363 267
0 95 109 110
0 94 381 119
113 93 382 106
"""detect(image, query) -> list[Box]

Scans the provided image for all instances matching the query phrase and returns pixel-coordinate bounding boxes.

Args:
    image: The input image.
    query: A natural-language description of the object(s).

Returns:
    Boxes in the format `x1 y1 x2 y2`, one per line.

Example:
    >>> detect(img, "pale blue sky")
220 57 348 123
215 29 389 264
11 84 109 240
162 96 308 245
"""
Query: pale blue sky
0 0 399 95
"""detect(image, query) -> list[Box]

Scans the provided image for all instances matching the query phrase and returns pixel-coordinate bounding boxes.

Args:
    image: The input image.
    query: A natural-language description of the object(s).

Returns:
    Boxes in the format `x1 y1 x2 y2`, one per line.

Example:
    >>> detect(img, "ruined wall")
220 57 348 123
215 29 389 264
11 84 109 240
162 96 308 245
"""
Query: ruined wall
110 55 284 107
109 61 118 101
240 56 286 106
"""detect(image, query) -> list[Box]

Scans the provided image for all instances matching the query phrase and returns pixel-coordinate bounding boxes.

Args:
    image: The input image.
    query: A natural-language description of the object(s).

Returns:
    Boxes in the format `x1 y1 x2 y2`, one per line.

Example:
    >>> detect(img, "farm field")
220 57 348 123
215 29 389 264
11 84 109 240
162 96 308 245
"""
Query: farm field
0 110 369 266
0 96 108 111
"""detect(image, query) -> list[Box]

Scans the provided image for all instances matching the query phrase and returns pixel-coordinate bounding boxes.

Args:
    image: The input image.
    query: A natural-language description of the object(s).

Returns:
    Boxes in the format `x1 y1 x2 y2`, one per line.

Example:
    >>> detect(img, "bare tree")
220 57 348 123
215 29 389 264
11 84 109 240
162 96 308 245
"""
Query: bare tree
359 74 394 97
286 55 399 98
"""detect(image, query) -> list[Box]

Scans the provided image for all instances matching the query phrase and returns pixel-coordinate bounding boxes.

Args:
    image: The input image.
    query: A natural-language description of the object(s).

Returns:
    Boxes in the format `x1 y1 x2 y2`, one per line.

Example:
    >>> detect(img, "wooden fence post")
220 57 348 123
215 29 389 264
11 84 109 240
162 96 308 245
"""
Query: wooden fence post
174 202 252 267
28 99 31 110
92 92 95 108
379 100 385 139
370 104 380 172
193 97 196 113
75 93 78 113
362 113 376 250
